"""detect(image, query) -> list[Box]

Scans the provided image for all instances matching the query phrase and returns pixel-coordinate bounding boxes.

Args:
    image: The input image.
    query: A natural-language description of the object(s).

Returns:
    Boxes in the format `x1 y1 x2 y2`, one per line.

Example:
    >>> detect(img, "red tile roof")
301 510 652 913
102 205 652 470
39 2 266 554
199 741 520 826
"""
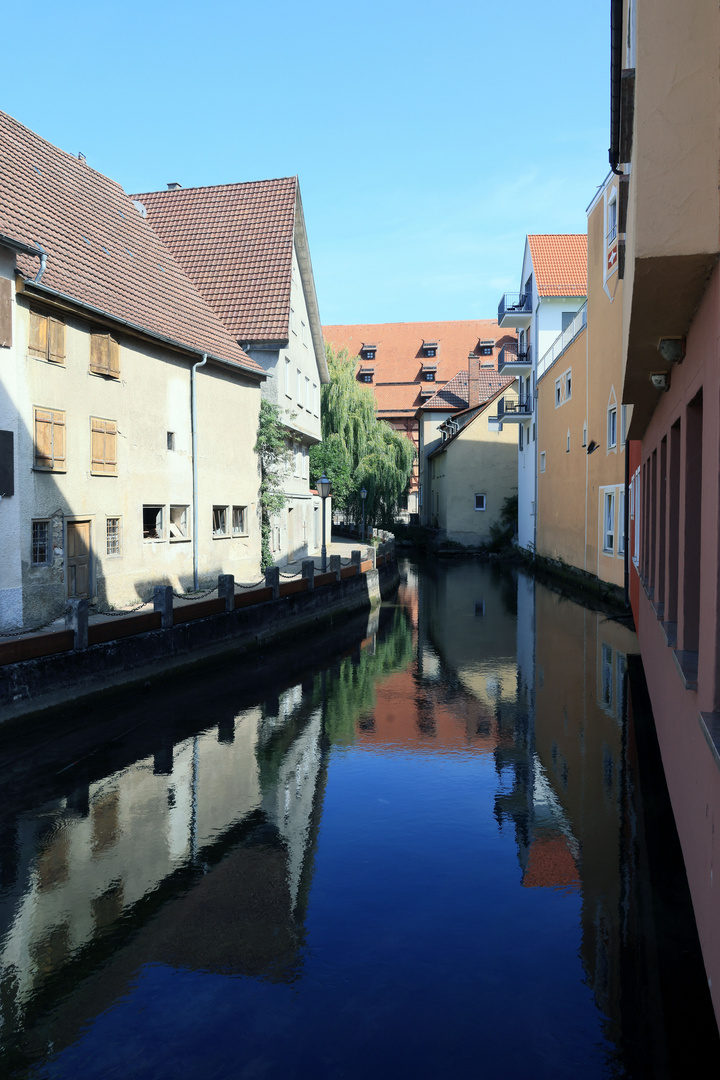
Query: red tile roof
420 369 514 411
527 234 587 297
522 835 580 890
0 112 262 375
133 178 298 343
322 320 516 417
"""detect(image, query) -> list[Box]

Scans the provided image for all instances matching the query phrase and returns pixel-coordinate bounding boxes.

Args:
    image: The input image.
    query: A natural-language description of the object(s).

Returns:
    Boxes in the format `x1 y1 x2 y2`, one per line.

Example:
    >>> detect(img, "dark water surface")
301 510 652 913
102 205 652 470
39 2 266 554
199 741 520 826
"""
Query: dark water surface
0 559 717 1078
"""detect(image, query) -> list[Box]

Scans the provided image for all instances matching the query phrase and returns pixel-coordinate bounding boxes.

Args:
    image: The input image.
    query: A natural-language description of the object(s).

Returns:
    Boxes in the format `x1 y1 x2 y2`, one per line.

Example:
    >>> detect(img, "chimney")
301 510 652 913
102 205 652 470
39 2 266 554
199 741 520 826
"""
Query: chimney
468 353 480 408
167 182 182 191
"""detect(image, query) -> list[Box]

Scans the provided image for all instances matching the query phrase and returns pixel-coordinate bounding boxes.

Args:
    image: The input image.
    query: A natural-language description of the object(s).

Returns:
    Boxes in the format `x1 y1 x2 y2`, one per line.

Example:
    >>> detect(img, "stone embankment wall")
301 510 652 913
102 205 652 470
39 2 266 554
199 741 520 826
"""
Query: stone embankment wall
0 551 399 722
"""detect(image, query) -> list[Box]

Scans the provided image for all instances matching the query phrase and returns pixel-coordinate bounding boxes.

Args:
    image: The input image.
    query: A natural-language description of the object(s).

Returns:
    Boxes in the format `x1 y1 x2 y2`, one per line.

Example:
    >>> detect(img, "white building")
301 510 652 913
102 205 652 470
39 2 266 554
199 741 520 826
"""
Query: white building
496 235 587 550
136 179 329 566
0 112 266 630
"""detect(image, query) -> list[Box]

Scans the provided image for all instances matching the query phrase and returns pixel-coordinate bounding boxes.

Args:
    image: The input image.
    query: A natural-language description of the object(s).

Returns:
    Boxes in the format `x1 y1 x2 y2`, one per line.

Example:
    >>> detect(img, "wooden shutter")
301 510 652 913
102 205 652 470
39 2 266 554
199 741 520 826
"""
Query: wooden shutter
48 317 66 363
0 278 11 348
91 418 117 474
34 408 65 469
90 331 120 377
29 310 48 358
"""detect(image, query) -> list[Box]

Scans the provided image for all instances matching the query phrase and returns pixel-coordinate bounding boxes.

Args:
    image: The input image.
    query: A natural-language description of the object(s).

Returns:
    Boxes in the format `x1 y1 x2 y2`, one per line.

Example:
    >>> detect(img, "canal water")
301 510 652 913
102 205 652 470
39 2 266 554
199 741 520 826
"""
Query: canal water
0 558 717 1078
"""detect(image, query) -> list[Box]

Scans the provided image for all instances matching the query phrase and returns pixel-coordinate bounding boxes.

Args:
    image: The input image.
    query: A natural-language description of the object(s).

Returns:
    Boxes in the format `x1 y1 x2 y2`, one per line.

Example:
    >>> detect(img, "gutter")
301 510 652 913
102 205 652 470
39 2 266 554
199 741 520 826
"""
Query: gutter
20 279 266 382
191 354 208 590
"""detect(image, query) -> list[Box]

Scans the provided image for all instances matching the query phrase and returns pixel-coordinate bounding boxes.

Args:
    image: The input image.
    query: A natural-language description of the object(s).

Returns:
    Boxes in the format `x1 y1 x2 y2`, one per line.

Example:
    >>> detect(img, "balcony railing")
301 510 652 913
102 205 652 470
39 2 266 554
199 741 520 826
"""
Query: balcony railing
498 342 533 373
498 292 532 325
496 395 533 421
536 303 588 380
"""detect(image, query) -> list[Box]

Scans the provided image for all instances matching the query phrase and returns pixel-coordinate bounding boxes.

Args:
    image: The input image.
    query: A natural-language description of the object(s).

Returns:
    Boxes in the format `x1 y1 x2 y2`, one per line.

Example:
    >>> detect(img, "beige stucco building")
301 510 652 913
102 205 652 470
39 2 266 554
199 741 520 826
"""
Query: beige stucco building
0 113 266 629
425 382 518 545
536 174 629 588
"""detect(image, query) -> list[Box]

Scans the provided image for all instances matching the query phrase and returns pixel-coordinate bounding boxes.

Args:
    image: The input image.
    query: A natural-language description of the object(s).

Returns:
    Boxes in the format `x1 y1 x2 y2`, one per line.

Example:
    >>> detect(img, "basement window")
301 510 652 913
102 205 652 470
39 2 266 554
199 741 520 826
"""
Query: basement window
143 505 164 540
212 506 228 537
170 505 189 540
32 520 50 564
474 493 486 511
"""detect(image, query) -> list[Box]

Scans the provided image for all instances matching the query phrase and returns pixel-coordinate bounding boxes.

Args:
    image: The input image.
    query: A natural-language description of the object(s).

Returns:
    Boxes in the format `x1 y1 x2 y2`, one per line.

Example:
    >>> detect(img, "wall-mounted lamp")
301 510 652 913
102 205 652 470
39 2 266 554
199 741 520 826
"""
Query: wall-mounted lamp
657 337 685 364
650 372 669 392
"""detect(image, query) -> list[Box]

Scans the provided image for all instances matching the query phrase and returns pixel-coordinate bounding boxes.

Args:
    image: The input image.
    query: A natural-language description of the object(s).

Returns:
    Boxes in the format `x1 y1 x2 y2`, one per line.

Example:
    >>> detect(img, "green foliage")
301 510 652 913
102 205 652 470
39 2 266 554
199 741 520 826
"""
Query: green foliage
487 491 519 553
310 345 414 527
255 399 292 570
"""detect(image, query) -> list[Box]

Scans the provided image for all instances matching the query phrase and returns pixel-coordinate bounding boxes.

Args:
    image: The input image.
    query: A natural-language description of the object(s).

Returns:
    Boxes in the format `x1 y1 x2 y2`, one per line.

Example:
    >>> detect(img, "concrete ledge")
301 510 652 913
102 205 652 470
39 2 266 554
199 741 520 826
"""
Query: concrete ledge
0 559 400 722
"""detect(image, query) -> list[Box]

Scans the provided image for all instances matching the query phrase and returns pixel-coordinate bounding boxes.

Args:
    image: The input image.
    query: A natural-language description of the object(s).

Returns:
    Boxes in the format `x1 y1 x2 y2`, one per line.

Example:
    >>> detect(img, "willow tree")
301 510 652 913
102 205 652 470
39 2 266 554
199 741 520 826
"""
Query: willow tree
310 345 414 528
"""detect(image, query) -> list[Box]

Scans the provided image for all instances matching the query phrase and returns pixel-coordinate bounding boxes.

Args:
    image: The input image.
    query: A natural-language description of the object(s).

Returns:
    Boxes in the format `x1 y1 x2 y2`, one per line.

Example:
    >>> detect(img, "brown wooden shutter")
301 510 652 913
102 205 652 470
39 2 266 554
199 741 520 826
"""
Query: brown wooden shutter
108 335 120 377
29 310 48 358
0 279 11 348
34 408 54 468
91 418 116 474
90 332 108 374
51 410 65 469
48 317 66 363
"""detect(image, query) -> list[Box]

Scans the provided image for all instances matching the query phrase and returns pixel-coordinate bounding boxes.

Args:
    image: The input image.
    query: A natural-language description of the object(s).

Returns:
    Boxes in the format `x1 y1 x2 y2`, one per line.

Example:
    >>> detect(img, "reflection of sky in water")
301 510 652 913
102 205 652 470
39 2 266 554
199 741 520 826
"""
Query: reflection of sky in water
36 750 607 1080
1 561 715 1078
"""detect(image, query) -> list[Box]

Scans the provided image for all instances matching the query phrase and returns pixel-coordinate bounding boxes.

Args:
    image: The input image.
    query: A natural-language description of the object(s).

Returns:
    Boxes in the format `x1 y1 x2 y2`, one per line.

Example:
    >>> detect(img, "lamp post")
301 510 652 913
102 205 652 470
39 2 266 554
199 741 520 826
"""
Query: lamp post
318 473 331 572
360 486 367 542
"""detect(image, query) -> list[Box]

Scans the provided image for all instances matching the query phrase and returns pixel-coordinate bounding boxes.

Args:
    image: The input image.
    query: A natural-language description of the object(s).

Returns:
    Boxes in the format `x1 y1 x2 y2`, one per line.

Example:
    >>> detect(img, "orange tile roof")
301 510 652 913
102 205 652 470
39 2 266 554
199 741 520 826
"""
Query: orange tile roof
522 834 580 890
527 234 587 297
322 320 516 417
0 112 262 375
420 369 514 411
133 178 298 343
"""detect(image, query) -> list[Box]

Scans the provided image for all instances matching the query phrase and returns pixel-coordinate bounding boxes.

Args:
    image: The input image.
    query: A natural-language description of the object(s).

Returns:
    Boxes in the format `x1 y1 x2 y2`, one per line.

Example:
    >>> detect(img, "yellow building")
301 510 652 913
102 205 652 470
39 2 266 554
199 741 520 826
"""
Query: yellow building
426 382 518 545
536 174 629 588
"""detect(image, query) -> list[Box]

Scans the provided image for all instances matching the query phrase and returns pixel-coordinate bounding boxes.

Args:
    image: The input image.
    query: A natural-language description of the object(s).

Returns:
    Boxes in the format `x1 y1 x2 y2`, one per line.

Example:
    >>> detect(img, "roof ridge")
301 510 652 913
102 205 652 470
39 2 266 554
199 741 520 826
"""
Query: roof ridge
133 176 298 198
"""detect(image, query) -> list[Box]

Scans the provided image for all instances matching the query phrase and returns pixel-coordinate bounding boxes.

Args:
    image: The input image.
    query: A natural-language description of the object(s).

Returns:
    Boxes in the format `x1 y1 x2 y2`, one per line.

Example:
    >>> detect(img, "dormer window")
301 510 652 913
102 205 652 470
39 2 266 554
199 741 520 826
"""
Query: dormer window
359 365 374 383
424 372 435 382
360 343 377 361
479 340 494 356
422 340 439 358
421 361 437 382
420 387 436 399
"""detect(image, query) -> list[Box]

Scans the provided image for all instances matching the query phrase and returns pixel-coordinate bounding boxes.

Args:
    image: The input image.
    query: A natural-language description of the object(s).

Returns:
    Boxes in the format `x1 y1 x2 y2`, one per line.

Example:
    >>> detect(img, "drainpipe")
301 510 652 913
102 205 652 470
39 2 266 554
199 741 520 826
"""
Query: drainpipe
191 353 208 590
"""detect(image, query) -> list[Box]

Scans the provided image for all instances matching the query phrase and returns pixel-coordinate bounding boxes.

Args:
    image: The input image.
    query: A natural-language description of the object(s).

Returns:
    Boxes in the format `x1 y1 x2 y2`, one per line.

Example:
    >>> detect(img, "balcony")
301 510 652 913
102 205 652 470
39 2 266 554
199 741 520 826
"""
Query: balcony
498 292 532 328
498 342 532 375
489 395 533 425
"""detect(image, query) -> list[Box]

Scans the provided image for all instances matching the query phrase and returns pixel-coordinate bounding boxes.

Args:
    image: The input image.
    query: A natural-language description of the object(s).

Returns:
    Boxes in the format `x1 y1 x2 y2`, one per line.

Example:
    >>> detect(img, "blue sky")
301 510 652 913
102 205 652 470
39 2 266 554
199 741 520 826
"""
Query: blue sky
4 0 609 325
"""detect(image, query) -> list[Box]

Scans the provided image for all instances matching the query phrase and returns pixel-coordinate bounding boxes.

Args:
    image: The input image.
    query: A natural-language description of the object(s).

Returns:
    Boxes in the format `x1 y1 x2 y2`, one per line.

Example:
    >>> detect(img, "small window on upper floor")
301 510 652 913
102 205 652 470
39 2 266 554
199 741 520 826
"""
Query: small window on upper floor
607 196 618 246
360 343 377 361
424 371 435 382
90 417 117 475
285 356 292 398
90 330 120 379
167 431 175 451
34 407 65 471
582 423 587 447
422 340 438 358
608 405 617 449
540 451 546 473
29 306 66 364
479 340 494 356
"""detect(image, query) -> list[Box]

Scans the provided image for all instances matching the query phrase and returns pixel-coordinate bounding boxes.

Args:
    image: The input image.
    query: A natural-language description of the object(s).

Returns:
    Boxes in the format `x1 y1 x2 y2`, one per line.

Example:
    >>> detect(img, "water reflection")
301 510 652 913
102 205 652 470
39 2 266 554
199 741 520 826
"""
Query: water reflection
0 560 716 1078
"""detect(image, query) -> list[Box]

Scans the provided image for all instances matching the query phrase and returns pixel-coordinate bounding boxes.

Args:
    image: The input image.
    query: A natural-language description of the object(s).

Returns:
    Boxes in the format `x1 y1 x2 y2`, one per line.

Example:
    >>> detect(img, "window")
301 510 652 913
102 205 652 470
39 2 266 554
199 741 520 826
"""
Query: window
170 505 189 540
29 306 65 364
479 340 494 356
582 423 587 448
567 430 570 453
294 442 301 477
32 520 50 564
561 311 575 333
555 379 562 407
90 331 120 378
475 493 486 511
301 320 307 346
285 356 292 398
167 431 175 451
424 371 435 382
106 517 122 556
620 404 627 444
608 406 617 448
362 373 372 382
90 417 117 475
607 196 618 245
540 451 546 473
313 383 319 415
34 407 65 471
212 506 228 537
143 505 164 540
296 369 302 405
604 491 615 552
565 371 572 400
232 506 247 535
305 376 311 410
617 490 625 556
519 424 523 450
302 445 308 480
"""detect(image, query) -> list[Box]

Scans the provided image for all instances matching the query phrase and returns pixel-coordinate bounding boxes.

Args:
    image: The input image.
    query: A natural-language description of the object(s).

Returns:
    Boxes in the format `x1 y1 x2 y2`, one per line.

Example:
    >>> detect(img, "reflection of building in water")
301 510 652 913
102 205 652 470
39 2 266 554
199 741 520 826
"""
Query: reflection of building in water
0 686 325 1060
495 579 637 1047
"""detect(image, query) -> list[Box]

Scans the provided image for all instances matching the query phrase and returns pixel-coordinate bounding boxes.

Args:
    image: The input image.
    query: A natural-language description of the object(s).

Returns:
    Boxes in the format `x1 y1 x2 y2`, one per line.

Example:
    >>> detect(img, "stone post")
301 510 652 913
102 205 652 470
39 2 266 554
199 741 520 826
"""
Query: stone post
265 566 280 600
352 549 362 572
302 559 315 590
368 546 377 570
218 574 234 612
66 597 88 651
153 585 174 629
330 554 341 582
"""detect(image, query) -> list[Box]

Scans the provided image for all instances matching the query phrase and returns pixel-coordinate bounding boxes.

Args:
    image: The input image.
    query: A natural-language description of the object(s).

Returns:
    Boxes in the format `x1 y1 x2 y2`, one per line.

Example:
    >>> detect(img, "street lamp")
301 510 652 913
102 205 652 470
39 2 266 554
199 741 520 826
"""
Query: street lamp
318 473 331 572
360 486 367 541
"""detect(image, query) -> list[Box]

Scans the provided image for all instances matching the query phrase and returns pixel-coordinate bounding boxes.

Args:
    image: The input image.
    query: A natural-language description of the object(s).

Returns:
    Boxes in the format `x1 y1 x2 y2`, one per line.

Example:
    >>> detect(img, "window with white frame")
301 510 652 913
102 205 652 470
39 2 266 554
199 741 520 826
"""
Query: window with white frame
32 520 51 564
170 505 189 540
582 423 587 448
313 383 319 415
285 356 292 398
235 507 246 537
296 369 302 405
540 451 546 473
608 405 617 449
143 505 164 540
475 493 486 511
294 442 301 477
620 404 627 444
106 516 122 556
565 370 572 400
617 489 625 556
302 445 308 479
607 195 617 245
604 491 615 553
555 379 562 407
212 506 228 537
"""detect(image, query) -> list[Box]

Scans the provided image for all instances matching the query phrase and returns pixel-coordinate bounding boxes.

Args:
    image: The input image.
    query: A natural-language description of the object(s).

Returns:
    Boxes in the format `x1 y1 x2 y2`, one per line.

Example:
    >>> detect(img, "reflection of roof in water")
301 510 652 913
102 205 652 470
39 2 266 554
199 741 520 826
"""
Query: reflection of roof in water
522 833 580 891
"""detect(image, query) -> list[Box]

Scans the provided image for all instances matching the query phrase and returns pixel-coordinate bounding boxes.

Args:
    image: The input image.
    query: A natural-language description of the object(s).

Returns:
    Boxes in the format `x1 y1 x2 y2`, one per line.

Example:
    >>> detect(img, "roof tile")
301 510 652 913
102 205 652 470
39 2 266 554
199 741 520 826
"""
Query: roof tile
527 234 587 296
